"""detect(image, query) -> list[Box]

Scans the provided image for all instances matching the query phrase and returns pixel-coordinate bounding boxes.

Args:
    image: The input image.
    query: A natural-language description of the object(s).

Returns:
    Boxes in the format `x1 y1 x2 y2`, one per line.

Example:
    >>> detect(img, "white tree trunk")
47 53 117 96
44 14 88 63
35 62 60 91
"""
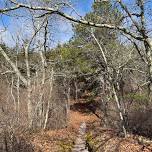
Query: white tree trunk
11 76 17 112
43 68 54 129
112 84 127 137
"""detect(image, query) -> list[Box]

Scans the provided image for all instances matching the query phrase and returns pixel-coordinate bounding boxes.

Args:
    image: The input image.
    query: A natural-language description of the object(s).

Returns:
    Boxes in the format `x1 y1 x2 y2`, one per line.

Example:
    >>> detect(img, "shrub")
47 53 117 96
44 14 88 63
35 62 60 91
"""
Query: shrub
124 93 149 105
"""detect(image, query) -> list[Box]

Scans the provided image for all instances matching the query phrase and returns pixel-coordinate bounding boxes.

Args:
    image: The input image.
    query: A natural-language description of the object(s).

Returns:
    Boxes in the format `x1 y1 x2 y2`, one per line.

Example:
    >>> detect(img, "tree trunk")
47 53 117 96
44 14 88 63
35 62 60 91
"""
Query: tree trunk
112 84 127 137
43 68 54 130
145 39 152 103
65 87 70 125
27 85 33 128
74 81 78 102
147 52 152 103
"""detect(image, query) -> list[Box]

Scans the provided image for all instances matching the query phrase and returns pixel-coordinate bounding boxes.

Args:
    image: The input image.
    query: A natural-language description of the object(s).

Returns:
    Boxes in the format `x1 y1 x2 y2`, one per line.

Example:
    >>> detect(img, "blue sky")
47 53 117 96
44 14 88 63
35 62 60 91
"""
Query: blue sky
1 0 152 47
51 0 94 46
0 0 94 47
73 0 93 15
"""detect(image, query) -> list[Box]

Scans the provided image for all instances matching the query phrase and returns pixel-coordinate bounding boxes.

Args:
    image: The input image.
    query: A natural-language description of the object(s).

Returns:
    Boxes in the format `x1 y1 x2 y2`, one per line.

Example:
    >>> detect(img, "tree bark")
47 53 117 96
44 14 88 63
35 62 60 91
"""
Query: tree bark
43 68 54 130
112 84 127 137
146 39 152 103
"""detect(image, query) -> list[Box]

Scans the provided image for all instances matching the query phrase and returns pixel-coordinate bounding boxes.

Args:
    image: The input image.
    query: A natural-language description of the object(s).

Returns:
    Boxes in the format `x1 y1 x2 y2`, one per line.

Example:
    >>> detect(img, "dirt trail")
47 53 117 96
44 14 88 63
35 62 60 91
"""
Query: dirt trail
30 110 98 152
30 108 152 152
69 111 99 129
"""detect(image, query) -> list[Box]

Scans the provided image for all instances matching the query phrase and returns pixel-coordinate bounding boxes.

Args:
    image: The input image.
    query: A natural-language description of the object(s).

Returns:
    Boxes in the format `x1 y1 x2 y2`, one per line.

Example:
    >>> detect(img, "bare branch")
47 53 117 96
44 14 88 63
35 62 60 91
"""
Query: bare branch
0 46 27 86
0 0 143 41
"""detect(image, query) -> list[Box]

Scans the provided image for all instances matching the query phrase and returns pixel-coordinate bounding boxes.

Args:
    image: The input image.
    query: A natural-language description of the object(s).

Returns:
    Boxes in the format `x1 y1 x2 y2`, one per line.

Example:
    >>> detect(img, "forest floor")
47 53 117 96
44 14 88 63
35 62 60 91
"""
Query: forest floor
29 102 152 152
30 107 98 152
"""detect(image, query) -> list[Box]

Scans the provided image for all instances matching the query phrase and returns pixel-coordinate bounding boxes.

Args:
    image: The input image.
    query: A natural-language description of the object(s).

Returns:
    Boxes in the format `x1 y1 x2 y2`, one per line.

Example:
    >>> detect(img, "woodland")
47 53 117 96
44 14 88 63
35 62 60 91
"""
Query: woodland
0 0 152 151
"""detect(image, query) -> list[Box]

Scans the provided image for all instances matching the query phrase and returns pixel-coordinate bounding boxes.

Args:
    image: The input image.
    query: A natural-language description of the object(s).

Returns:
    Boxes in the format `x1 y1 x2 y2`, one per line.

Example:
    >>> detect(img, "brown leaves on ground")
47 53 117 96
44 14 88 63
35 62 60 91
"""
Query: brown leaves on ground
27 105 152 152
86 123 152 152
29 110 98 152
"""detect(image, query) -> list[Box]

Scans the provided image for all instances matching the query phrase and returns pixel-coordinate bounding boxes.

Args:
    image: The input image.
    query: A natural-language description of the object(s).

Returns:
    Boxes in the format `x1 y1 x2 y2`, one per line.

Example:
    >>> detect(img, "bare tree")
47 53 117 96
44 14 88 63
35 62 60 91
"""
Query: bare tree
1 0 150 102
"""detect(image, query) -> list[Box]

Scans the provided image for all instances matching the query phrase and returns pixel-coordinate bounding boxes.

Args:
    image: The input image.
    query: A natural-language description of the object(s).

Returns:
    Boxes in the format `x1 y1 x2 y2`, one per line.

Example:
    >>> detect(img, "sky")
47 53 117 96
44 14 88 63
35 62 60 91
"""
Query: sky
1 0 152 48
0 0 94 47
49 0 94 46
